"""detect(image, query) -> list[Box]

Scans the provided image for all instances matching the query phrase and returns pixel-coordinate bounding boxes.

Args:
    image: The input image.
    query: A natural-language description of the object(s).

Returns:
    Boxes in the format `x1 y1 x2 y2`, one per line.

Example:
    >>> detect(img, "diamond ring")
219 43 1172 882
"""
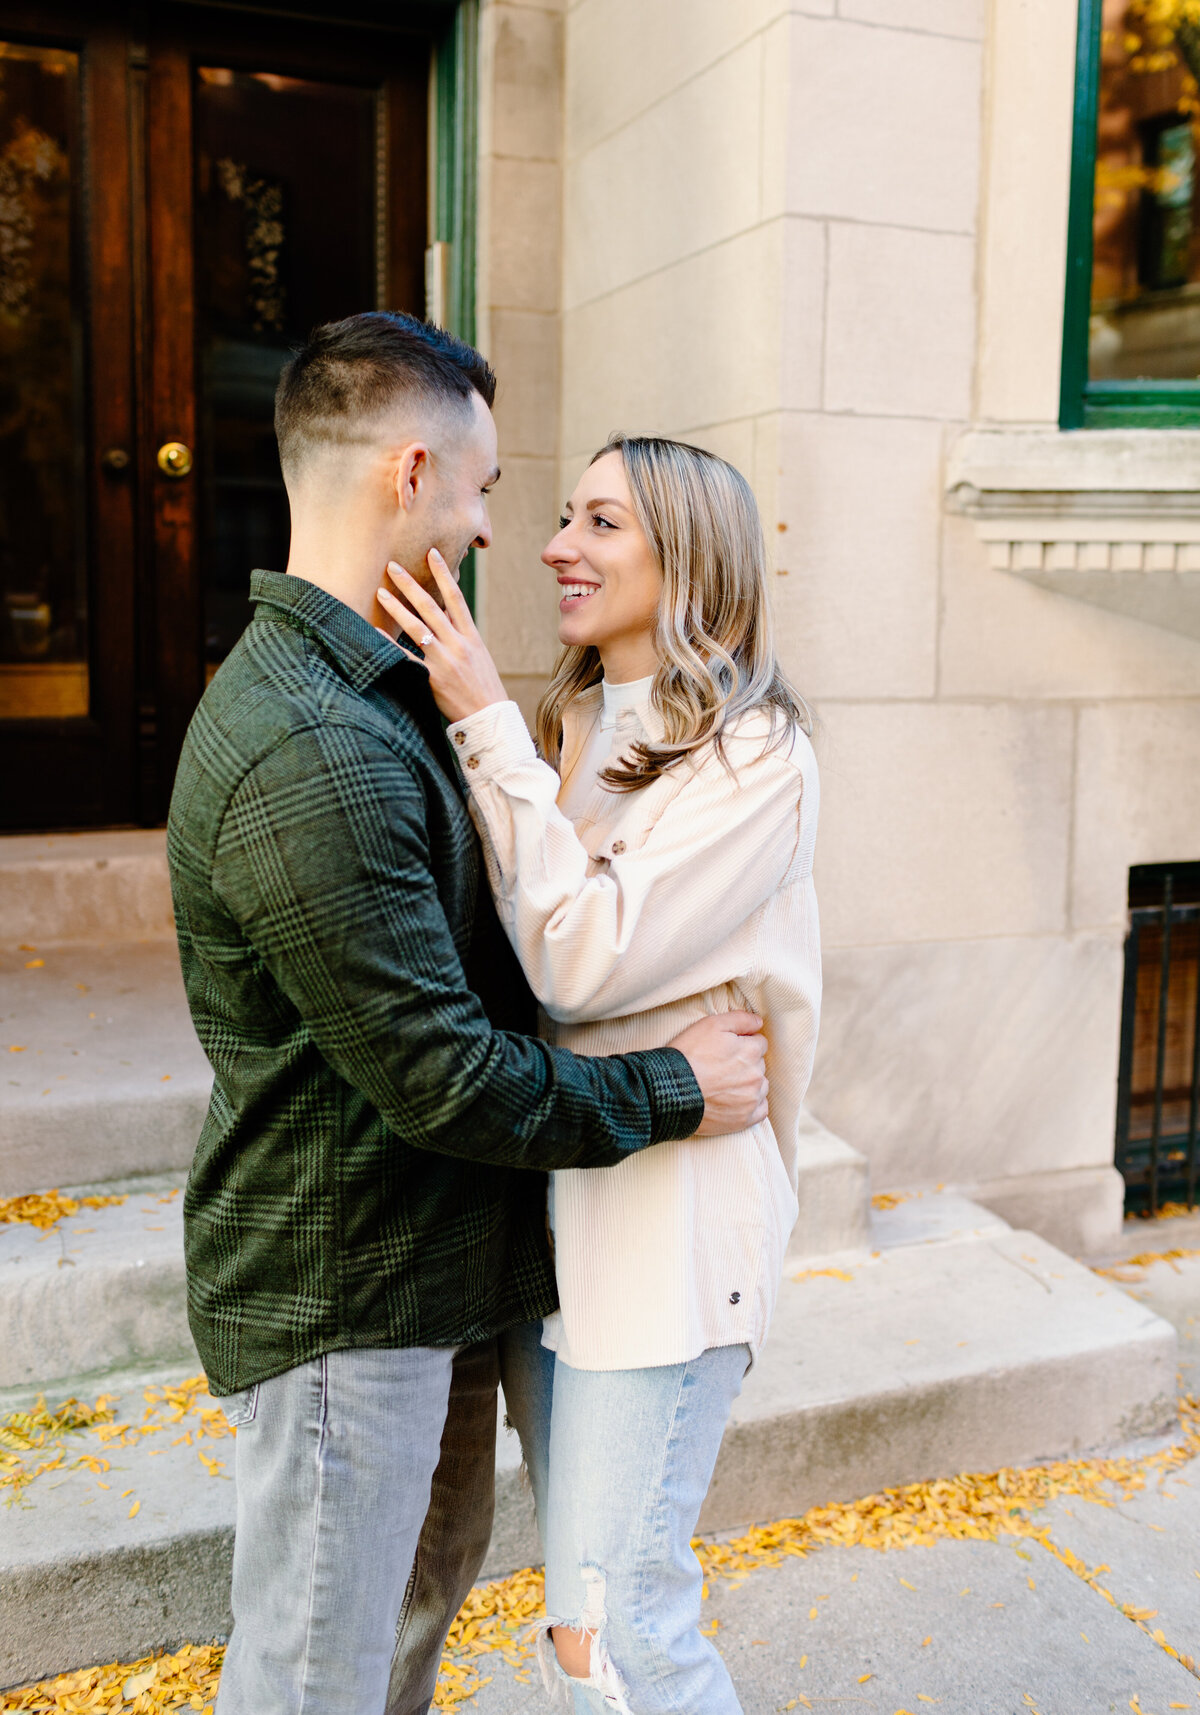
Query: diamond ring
419 631 435 649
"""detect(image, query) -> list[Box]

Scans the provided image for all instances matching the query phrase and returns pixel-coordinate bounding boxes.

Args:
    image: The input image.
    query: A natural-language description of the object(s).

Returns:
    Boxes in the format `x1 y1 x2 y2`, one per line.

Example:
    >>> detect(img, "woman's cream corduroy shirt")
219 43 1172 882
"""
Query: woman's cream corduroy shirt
447 680 821 1371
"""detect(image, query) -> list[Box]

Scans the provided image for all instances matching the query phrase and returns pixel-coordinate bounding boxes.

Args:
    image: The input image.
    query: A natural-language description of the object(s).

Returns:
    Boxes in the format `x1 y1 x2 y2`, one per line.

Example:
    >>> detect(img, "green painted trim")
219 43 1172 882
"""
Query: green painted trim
1060 0 1102 429
433 0 479 606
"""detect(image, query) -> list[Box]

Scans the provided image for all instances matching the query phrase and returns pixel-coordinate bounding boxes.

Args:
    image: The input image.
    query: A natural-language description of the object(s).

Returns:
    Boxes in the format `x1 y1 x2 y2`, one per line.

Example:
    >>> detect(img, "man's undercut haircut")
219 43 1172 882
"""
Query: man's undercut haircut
274 311 497 475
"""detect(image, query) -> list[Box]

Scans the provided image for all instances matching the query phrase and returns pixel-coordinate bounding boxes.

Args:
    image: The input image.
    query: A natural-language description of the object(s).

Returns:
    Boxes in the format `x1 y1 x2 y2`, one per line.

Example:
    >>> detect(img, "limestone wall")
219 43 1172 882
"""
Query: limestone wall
474 0 1200 1250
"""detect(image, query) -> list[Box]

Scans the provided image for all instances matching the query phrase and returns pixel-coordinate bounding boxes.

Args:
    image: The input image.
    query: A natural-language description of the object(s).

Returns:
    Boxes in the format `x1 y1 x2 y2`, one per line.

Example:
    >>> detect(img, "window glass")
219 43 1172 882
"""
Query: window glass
0 42 86 720
193 67 379 670
1090 0 1200 381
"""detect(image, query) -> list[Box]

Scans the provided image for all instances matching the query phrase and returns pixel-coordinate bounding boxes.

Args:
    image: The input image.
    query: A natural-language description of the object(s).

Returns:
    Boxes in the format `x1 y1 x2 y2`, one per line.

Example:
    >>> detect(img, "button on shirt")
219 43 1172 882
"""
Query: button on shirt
447 682 821 1372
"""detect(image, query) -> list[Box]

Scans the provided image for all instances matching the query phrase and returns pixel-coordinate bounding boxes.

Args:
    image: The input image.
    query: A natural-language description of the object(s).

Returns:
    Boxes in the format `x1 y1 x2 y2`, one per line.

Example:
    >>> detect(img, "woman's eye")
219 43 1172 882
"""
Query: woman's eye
592 514 615 530
557 516 570 531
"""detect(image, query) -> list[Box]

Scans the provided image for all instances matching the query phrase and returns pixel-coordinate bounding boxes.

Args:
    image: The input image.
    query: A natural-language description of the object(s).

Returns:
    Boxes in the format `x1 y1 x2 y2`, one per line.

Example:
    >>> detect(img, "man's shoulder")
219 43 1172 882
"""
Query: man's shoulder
168 617 419 869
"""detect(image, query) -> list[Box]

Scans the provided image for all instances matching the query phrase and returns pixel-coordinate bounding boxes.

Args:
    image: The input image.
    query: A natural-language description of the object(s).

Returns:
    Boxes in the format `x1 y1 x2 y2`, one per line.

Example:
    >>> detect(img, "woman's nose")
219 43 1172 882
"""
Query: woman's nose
541 529 577 569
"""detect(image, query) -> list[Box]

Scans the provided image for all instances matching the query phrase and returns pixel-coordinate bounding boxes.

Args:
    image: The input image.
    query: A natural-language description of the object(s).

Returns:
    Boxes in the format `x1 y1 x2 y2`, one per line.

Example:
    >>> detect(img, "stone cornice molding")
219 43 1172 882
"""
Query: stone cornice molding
945 427 1200 640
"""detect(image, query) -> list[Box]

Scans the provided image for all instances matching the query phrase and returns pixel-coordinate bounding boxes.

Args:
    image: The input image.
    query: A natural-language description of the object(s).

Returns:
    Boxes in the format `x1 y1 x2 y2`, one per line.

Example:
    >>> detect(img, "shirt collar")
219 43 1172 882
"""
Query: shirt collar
599 673 655 731
248 569 409 693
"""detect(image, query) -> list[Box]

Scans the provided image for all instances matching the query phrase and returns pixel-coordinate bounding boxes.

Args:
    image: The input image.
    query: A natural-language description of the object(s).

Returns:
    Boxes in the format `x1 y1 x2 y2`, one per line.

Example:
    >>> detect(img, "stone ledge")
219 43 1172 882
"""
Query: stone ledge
945 426 1200 641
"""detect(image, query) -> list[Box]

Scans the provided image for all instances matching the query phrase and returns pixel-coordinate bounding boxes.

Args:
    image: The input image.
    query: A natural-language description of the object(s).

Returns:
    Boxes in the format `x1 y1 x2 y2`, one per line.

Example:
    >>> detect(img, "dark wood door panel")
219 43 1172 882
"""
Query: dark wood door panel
0 2 431 830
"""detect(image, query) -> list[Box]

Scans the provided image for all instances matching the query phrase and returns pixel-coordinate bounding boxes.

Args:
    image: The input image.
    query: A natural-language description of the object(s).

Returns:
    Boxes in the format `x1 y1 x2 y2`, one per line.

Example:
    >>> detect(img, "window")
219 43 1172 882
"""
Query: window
1115 864 1200 1214
1062 0 1200 427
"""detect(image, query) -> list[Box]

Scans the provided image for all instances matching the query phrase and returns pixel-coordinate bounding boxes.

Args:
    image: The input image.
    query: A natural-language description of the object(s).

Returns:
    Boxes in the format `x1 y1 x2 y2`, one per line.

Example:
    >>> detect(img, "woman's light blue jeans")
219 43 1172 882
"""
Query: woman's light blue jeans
500 1322 750 1715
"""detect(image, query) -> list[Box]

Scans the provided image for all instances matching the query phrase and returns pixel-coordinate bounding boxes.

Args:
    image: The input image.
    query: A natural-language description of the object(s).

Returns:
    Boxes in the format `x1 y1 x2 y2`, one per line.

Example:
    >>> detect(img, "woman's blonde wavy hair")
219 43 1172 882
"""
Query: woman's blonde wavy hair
535 433 810 792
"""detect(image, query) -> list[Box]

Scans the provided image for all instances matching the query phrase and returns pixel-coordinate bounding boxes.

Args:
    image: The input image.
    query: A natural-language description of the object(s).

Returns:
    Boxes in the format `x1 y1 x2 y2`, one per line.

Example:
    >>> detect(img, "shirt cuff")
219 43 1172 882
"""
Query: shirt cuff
634 1046 707 1144
446 701 538 783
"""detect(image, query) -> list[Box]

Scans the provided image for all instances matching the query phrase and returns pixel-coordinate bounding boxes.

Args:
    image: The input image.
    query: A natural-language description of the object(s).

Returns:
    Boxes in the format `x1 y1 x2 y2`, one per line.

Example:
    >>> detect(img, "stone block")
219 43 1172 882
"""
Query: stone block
563 36 762 309
703 1225 1176 1533
966 1165 1126 1257
806 933 1125 1190
824 224 975 419
839 0 985 37
489 309 560 460
484 158 561 314
0 832 174 947
0 939 211 1197
488 6 563 162
1072 701 1200 931
811 701 1074 946
564 0 805 162
482 456 563 677
938 512 1200 702
561 220 823 457
777 18 981 232
770 411 941 699
785 1110 871 1260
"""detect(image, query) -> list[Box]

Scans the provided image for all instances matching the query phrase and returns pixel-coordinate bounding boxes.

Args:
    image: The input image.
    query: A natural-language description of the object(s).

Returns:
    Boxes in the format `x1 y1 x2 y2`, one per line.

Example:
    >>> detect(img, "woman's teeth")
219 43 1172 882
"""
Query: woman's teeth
561 584 598 601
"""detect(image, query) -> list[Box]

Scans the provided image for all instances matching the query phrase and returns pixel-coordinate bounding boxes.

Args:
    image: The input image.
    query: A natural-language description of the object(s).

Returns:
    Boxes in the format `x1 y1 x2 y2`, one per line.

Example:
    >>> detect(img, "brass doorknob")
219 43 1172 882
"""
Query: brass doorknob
157 440 193 478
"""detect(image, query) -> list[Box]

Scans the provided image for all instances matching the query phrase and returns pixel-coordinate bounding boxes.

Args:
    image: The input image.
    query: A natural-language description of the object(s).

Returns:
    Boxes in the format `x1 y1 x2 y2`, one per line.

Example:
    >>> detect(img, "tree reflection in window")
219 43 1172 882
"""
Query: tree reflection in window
1091 0 1200 381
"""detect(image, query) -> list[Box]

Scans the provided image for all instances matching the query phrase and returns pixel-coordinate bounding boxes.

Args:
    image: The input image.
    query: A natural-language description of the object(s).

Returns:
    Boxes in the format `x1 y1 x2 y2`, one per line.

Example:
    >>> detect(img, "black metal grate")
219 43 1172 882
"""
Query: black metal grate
1115 864 1200 1214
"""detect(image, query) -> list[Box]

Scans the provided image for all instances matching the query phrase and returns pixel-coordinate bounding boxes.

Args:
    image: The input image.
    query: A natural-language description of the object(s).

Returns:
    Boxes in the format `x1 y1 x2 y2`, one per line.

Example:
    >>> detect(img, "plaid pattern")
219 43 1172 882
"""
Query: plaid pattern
168 571 703 1396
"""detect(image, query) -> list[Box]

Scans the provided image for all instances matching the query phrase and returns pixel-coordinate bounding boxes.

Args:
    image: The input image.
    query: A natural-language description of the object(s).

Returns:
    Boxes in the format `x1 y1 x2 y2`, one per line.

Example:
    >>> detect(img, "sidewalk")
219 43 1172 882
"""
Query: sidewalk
3 1215 1197 1714
460 1215 1200 1715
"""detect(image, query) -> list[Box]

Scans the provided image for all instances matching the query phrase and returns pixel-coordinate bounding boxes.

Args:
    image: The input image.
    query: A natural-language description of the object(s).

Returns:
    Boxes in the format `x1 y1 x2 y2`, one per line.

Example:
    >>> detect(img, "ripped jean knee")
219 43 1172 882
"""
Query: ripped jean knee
531 1563 635 1715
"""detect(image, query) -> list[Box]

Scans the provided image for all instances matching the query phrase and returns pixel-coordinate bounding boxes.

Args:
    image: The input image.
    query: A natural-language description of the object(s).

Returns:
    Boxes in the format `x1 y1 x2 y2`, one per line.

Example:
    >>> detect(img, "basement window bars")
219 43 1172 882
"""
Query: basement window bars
1115 863 1200 1214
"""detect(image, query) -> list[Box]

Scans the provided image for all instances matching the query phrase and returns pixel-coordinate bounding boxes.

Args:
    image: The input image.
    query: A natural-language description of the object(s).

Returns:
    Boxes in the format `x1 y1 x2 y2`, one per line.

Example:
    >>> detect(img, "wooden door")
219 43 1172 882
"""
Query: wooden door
0 3 430 830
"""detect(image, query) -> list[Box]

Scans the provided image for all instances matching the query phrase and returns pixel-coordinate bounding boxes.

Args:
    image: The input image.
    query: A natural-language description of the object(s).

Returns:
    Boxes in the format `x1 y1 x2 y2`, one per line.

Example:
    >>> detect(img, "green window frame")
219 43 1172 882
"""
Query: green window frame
1061 0 1200 428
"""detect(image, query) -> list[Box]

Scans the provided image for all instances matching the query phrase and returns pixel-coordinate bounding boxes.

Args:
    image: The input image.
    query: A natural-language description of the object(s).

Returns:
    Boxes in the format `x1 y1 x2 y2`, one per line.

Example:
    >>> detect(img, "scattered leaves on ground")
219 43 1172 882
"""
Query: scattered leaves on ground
0 1190 128 1232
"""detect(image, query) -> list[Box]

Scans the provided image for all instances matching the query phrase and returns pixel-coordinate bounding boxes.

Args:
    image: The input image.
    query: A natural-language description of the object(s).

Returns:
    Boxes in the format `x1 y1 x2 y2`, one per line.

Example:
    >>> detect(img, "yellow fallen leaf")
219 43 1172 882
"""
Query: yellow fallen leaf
922 1635 932 1646
25 958 44 968
918 1699 938 1706
1028 1577 1036 1589
8 1045 26 1052
808 1606 818 1619
859 1672 874 1682
1081 1632 1090 1642
899 1577 916 1590
128 1499 140 1517
122 1666 156 1697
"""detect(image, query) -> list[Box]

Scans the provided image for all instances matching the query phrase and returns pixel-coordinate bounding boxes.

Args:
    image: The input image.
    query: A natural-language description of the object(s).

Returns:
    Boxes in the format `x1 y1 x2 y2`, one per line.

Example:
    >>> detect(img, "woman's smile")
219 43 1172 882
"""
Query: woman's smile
557 578 600 610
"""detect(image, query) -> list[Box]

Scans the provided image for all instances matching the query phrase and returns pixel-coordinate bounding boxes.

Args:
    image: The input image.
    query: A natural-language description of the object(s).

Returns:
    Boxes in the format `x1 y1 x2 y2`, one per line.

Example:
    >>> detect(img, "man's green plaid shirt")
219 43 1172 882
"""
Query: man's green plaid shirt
168 571 704 1396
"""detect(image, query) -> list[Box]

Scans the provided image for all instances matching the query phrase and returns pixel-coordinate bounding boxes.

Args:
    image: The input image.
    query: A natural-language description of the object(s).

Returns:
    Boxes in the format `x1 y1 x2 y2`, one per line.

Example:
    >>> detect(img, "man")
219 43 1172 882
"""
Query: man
167 312 768 1715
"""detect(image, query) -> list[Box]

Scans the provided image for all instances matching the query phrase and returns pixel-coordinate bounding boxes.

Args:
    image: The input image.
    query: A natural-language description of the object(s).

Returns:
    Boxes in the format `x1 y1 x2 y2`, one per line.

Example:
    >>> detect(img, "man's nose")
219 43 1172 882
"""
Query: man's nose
473 507 493 551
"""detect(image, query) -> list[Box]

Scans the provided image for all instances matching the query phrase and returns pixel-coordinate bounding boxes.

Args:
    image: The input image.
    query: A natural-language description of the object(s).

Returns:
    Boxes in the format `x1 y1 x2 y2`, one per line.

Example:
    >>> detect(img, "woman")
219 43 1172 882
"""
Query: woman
377 434 820 1714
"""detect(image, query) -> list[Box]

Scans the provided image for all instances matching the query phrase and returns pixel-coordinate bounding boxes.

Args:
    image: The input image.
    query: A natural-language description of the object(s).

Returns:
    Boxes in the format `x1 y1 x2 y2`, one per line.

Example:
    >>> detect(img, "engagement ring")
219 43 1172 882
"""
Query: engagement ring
419 631 434 648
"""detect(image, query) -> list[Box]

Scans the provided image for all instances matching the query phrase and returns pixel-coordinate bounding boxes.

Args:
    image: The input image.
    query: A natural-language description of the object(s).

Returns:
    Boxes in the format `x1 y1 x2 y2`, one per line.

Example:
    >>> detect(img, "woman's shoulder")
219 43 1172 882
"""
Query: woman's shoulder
715 704 816 782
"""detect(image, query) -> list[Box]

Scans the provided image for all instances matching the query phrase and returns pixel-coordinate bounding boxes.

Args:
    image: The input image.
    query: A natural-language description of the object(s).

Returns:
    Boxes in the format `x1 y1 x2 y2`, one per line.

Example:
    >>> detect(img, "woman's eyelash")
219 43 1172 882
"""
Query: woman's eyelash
558 516 570 530
592 514 614 529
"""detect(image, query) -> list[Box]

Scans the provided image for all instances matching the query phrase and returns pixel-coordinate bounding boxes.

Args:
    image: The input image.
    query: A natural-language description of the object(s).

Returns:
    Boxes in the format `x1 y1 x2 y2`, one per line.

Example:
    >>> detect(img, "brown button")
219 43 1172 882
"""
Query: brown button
466 756 480 770
454 730 466 746
611 839 626 855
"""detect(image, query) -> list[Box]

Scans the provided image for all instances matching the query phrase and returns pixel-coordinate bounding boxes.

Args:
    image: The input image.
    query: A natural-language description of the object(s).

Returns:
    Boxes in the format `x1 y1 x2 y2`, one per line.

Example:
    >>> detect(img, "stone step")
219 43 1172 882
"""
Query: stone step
0 1195 1178 1690
0 937 212 1195
0 1184 194 1399
0 1121 865 1398
0 831 175 947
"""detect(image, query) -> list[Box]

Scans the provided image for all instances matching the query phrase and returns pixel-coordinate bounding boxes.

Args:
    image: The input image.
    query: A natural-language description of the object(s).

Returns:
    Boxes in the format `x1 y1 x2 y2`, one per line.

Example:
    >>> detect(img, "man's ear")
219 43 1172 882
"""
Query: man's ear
393 442 431 515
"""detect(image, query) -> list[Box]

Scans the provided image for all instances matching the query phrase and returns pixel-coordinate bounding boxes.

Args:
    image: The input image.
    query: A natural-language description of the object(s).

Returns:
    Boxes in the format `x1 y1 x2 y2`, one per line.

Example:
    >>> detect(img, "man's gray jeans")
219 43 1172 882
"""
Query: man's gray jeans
214 1340 501 1715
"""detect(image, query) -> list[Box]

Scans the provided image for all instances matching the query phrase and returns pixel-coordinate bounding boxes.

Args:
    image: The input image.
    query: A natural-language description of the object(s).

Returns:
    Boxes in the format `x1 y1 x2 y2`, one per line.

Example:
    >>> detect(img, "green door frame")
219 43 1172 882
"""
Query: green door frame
1060 0 1200 429
432 0 481 607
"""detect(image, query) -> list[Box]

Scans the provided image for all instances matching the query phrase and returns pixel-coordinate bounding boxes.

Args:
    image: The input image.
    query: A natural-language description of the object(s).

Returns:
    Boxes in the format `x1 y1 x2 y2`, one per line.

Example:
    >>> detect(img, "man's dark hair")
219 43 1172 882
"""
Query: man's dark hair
274 311 496 474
